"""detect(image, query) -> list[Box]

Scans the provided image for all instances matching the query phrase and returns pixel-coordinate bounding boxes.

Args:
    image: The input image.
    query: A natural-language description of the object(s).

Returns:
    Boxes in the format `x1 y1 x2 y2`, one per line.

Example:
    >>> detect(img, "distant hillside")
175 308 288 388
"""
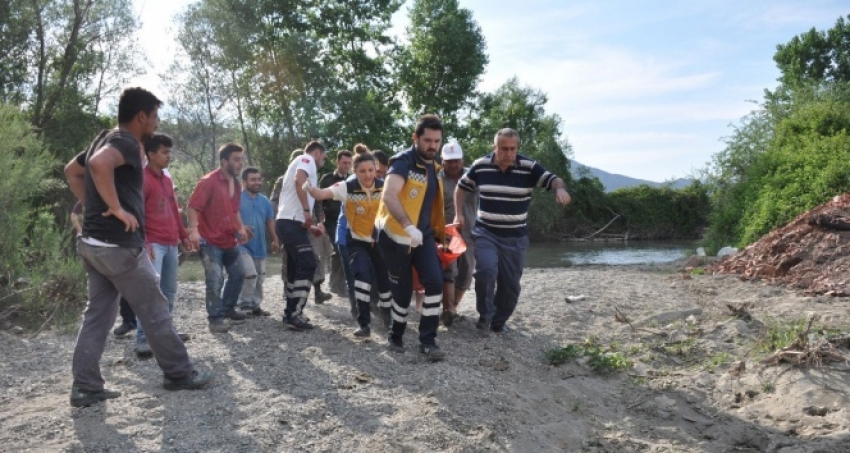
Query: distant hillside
570 161 694 192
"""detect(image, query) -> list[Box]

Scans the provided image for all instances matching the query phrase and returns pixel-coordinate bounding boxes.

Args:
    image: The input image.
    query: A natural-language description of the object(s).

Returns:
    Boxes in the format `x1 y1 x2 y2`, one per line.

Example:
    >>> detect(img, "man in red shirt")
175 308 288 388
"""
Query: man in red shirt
187 143 249 333
134 133 192 357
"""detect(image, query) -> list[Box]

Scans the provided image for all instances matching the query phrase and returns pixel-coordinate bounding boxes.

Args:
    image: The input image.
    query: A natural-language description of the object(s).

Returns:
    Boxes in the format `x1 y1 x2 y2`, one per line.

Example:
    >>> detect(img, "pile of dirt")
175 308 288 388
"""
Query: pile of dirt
711 193 850 296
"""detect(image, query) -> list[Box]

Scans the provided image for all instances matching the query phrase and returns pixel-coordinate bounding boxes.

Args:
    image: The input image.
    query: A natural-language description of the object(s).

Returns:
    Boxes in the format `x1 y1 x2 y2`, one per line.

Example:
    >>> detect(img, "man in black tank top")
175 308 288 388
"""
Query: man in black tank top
64 87 212 407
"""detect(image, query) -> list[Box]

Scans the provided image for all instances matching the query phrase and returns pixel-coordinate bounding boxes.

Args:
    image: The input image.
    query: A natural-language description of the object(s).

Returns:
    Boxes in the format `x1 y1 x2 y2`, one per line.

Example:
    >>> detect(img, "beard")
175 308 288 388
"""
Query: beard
415 145 437 161
226 164 239 178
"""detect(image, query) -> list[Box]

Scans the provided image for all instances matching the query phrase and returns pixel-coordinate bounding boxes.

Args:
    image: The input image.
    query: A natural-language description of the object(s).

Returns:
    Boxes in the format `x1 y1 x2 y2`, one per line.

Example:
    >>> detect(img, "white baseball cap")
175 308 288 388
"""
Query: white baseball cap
441 142 463 160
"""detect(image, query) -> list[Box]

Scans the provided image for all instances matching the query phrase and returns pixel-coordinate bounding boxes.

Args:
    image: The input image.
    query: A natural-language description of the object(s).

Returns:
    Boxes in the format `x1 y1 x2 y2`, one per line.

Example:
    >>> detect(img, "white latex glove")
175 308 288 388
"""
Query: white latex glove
404 225 423 248
301 179 313 193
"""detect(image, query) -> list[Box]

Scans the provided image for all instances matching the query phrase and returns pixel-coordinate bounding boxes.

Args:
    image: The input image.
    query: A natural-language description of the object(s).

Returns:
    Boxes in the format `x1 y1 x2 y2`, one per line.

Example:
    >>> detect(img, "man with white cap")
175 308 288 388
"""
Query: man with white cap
438 142 478 326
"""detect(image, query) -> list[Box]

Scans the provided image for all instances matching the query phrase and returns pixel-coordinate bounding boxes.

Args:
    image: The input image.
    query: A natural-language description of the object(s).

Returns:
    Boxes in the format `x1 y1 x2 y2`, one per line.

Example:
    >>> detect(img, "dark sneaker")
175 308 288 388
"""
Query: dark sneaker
475 317 491 331
353 326 371 337
163 370 214 391
283 315 314 331
314 290 332 305
70 386 121 408
440 311 455 327
419 343 447 362
250 307 271 317
387 337 405 353
490 324 511 334
225 309 247 324
208 321 230 333
113 322 135 337
135 341 153 359
178 333 191 342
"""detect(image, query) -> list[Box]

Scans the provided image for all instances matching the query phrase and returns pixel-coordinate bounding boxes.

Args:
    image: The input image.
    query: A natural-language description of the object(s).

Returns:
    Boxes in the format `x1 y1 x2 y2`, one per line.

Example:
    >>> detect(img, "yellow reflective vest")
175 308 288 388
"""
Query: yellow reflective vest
343 177 383 243
374 148 446 245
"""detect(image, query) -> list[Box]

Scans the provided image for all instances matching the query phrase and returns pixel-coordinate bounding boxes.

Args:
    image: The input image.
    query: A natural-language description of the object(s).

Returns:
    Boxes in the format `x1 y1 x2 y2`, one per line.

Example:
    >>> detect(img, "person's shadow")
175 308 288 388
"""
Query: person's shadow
71 402 136 452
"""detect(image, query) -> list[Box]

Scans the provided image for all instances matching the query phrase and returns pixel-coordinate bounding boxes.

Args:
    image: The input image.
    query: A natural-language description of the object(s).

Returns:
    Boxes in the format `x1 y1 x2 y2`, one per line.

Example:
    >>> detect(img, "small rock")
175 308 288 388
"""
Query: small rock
717 246 738 258
11 326 24 335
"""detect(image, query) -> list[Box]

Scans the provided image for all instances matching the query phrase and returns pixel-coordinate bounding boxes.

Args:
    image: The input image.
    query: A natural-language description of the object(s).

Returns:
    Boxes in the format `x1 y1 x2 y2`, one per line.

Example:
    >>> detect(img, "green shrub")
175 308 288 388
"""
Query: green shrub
545 337 633 374
0 103 86 319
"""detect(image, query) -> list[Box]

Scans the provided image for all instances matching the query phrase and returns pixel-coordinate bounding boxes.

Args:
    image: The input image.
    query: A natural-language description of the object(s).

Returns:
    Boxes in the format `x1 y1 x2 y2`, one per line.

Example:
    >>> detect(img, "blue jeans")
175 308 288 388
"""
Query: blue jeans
137 243 178 345
473 226 529 326
200 243 244 323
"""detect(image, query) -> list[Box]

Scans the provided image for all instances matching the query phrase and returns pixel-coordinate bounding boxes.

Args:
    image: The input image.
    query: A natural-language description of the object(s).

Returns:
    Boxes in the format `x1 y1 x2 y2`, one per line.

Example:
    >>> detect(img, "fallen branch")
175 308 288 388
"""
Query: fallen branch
584 214 622 240
614 306 665 336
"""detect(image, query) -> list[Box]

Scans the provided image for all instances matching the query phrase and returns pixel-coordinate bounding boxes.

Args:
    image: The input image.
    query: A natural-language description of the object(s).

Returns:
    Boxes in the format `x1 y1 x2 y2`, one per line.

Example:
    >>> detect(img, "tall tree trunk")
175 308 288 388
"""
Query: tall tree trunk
38 0 93 130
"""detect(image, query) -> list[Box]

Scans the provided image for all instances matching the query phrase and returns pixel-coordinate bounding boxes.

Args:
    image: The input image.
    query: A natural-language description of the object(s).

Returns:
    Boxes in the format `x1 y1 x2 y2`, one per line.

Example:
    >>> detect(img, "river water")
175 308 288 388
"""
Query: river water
524 240 697 267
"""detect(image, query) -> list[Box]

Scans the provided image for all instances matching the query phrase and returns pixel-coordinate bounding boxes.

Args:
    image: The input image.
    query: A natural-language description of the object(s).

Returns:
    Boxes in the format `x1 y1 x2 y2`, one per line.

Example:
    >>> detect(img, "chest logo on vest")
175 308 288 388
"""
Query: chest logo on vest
409 188 419 198
356 206 366 215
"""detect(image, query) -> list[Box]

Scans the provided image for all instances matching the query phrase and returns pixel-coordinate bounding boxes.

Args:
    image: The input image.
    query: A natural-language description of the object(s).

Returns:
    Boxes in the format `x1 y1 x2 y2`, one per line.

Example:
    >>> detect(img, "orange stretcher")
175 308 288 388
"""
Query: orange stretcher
412 224 467 291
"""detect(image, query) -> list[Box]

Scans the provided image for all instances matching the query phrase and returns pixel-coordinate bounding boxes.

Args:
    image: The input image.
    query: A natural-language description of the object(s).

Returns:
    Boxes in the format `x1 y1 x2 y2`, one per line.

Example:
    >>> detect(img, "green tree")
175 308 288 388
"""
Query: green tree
396 0 488 133
773 14 850 89
704 14 850 249
0 0 31 104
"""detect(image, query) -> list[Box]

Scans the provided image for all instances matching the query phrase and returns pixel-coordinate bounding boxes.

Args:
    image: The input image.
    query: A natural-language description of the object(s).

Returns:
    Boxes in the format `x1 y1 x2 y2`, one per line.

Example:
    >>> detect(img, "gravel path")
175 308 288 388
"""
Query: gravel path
2 266 849 452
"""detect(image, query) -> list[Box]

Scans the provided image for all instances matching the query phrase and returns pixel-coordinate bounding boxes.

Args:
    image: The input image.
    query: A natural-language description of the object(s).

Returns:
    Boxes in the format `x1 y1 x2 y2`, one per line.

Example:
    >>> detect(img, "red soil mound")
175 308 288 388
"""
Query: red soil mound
710 194 850 296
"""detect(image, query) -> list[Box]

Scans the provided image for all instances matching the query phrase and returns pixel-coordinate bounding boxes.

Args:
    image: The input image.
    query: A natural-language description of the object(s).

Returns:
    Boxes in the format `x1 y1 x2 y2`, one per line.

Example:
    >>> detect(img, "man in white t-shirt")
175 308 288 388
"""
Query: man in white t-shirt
275 141 327 330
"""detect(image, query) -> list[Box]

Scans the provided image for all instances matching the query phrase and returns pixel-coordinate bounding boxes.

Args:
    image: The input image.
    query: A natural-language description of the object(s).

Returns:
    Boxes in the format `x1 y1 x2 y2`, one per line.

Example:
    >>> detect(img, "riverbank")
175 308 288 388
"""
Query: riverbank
1 265 848 452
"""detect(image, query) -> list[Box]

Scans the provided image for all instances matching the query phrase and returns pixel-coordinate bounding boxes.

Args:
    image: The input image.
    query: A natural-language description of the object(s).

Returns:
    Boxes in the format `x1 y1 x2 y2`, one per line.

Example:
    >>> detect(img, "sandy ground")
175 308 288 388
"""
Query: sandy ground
1 265 849 452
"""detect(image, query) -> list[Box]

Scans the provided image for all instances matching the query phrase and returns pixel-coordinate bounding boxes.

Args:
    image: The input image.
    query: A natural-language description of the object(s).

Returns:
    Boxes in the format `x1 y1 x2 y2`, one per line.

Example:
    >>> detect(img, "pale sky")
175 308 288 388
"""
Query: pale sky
131 0 850 182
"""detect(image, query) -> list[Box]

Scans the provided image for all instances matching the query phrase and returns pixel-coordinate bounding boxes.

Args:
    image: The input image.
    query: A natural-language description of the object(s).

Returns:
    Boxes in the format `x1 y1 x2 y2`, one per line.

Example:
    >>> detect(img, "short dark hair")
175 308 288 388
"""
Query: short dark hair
218 143 244 162
372 149 389 166
118 87 162 124
304 141 326 155
414 114 443 137
242 166 260 181
353 151 376 169
336 149 353 160
144 133 173 157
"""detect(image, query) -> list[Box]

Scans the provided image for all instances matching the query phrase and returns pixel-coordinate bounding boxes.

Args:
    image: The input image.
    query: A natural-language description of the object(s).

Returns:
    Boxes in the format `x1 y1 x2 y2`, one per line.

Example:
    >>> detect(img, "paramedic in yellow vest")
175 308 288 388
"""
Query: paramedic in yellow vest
375 114 447 363
304 151 391 338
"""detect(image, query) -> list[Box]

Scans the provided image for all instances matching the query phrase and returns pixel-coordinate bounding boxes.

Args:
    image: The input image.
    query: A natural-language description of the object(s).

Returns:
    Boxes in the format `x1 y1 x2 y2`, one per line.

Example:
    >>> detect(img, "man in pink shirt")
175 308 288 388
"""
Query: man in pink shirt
134 133 192 357
187 143 249 333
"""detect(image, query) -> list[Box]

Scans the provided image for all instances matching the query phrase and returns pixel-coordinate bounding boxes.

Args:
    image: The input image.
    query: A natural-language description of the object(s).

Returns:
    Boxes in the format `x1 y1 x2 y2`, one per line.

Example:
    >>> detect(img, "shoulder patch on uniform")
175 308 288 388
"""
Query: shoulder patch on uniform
302 158 310 164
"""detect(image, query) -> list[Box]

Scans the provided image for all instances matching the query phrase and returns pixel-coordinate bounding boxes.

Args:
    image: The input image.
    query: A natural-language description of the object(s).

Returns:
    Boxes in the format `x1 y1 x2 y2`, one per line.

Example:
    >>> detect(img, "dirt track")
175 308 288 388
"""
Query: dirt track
1 266 849 452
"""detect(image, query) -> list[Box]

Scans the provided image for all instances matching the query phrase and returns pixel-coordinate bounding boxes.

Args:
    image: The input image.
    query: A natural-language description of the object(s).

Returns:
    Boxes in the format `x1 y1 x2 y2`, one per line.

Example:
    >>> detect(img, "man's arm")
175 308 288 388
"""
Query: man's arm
70 213 83 236
89 146 138 232
235 212 249 244
187 207 202 250
453 186 467 229
294 169 314 229
266 218 279 252
381 173 413 228
551 177 571 205
64 157 86 203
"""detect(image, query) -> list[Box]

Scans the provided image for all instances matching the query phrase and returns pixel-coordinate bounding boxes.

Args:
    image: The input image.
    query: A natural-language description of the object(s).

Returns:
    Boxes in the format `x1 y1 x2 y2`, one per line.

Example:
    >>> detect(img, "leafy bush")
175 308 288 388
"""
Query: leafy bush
608 182 710 239
0 104 85 317
545 337 633 374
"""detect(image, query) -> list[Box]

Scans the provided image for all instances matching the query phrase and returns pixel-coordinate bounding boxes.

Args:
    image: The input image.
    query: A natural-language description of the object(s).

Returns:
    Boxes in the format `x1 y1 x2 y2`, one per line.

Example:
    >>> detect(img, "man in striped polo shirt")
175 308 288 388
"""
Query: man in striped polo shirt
455 128 571 333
